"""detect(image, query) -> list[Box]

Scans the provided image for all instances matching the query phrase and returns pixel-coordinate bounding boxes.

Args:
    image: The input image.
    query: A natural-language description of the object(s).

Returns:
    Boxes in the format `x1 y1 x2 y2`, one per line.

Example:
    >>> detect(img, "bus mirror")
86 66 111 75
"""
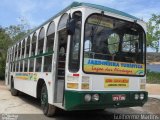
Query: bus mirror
67 18 75 35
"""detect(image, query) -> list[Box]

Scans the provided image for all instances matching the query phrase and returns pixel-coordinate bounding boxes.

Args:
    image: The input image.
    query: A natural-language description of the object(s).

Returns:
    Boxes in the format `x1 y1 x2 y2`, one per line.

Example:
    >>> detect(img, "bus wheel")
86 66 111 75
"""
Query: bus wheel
11 78 19 96
41 84 56 116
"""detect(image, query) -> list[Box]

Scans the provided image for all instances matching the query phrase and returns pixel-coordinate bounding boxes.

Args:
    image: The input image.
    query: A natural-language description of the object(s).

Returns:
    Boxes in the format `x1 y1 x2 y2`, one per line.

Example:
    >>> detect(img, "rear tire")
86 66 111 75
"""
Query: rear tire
10 78 19 96
41 83 57 116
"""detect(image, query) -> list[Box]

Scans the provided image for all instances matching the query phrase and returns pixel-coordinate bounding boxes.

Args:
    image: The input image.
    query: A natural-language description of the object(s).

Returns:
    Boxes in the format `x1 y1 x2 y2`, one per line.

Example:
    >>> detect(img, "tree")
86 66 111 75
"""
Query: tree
5 17 32 42
0 18 32 80
0 27 12 79
147 14 160 52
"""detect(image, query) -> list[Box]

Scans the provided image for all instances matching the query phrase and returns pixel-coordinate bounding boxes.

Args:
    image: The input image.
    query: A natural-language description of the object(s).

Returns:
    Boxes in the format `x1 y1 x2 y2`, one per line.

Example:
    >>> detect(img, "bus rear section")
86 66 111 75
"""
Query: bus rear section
64 75 148 110
64 12 148 111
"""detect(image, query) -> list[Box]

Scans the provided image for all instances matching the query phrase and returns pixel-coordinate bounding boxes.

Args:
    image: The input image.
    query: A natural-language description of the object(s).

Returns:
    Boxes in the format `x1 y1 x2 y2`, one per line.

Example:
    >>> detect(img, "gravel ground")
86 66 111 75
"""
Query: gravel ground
0 80 160 120
146 84 160 95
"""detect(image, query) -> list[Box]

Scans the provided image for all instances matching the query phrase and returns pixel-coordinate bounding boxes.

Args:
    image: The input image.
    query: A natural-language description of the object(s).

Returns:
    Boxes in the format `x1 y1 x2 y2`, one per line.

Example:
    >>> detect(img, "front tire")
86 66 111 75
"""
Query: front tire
11 78 19 96
41 84 57 116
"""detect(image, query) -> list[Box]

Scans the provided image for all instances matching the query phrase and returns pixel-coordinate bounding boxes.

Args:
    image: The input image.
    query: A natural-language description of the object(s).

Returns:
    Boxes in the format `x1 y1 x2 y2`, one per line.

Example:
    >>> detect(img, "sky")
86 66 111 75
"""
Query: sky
0 0 160 51
0 0 160 28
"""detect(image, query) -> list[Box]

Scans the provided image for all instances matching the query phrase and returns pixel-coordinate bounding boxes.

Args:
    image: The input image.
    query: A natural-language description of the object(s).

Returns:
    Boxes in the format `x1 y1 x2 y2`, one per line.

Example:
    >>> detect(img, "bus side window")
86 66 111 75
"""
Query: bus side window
46 21 55 53
26 37 30 58
43 55 52 72
20 60 23 72
16 62 19 72
43 21 55 72
38 28 45 54
35 57 42 72
31 33 37 56
21 40 25 58
29 59 34 72
24 60 28 72
18 43 21 60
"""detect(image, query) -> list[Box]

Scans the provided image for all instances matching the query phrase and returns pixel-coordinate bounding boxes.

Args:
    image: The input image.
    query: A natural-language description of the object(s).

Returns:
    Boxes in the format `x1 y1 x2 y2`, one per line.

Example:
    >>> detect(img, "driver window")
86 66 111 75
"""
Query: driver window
108 33 119 54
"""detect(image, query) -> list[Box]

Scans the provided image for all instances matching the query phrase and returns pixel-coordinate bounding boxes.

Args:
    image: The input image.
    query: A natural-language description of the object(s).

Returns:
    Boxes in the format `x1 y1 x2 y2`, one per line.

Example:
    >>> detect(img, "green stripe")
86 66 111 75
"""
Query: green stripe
64 90 148 110
12 51 54 62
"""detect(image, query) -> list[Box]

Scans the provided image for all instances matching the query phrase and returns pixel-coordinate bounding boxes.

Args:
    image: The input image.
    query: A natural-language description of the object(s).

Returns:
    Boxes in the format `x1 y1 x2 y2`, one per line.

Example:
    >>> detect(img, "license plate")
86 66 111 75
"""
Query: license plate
112 94 126 101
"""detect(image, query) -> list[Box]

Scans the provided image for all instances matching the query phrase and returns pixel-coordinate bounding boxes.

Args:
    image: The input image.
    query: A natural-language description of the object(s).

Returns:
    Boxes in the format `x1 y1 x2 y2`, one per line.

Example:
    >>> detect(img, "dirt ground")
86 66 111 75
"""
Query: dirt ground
0 81 42 114
146 84 160 95
0 80 160 119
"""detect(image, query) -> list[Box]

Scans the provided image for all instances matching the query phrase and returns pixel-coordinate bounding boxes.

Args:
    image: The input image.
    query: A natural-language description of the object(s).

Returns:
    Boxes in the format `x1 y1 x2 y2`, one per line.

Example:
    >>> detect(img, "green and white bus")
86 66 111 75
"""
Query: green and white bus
5 2 148 116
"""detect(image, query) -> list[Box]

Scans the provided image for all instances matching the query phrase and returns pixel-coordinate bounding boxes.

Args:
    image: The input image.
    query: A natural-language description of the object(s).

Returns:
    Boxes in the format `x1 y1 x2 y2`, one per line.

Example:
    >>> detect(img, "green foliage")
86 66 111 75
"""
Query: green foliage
0 19 31 79
147 14 160 52
0 27 12 51
5 23 31 43
146 69 160 84
0 27 12 79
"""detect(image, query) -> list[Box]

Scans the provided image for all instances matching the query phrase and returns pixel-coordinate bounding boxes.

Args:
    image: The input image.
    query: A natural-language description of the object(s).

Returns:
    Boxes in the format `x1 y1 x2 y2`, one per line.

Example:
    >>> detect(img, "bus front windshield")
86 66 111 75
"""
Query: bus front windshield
83 14 145 76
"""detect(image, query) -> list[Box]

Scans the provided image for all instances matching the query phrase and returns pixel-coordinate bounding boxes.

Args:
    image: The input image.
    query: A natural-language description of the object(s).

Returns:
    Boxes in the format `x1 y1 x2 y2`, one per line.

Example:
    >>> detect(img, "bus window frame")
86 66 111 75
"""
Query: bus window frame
82 13 146 77
26 36 31 58
46 21 55 53
31 32 37 56
37 27 45 55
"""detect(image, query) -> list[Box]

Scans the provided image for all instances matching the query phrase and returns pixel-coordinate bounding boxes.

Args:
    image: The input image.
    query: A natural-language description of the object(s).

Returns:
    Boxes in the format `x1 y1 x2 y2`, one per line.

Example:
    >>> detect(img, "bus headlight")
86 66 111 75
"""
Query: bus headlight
84 94 91 102
92 94 99 101
134 94 139 100
140 93 144 100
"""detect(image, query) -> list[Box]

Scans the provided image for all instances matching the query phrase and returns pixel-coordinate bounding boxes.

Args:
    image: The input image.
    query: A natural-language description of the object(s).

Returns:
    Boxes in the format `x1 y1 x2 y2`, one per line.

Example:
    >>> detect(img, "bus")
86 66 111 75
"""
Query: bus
5 2 148 116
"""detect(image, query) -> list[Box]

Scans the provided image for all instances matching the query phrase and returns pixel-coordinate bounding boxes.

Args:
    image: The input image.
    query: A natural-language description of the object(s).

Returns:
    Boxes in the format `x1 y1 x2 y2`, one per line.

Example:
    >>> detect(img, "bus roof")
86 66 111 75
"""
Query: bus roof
76 2 139 19
13 2 140 46
37 2 139 31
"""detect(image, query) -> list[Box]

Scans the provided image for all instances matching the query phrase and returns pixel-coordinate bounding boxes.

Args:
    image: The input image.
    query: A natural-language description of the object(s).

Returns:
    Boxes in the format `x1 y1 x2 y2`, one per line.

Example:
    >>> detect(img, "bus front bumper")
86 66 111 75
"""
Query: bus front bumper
64 90 148 110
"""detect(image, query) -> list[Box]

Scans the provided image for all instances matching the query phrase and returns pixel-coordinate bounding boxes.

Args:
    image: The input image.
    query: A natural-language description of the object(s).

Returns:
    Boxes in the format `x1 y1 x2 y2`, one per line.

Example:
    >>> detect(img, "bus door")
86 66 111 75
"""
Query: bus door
55 14 68 103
